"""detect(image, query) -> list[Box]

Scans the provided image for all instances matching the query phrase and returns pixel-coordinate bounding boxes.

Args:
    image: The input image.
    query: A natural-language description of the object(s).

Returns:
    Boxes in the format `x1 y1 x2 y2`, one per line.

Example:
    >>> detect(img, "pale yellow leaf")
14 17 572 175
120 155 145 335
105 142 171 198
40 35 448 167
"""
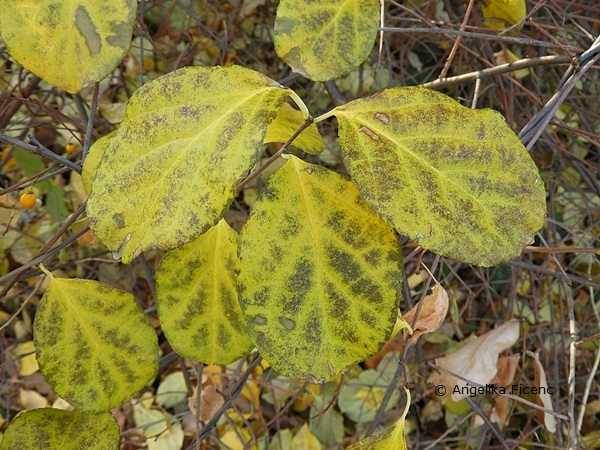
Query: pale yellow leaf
265 103 324 154
15 340 39 376
348 388 411 449
291 423 322 450
482 0 527 29
20 389 50 410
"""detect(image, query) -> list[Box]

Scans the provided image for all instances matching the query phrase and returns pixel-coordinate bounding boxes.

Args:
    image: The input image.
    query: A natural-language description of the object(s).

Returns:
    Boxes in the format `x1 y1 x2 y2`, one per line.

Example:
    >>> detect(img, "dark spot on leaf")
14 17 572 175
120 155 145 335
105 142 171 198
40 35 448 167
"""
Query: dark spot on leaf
279 316 296 330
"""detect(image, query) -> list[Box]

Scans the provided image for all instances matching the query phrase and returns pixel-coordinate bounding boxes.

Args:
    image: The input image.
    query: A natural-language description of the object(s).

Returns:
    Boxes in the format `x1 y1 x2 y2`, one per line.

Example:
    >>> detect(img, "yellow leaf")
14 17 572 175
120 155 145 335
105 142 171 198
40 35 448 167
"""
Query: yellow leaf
0 1 136 93
291 423 322 450
348 388 411 449
403 284 449 347
156 220 253 364
493 49 531 79
33 268 159 413
482 0 527 30
19 389 49 410
239 155 402 382
86 65 293 263
328 86 546 266
265 103 324 154
133 402 184 450
15 341 39 377
0 409 119 450
274 0 380 81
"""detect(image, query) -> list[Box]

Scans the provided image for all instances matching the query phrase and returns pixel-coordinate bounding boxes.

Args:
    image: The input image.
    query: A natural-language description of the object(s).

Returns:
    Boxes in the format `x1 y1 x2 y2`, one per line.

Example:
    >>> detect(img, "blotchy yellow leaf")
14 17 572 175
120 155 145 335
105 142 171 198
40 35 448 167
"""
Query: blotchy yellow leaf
403 284 448 347
331 86 546 266
156 220 253 364
265 103 324 154
348 388 411 449
33 271 159 413
0 1 136 94
274 0 380 81
0 408 119 450
86 66 292 263
239 155 402 382
432 320 519 401
482 0 527 30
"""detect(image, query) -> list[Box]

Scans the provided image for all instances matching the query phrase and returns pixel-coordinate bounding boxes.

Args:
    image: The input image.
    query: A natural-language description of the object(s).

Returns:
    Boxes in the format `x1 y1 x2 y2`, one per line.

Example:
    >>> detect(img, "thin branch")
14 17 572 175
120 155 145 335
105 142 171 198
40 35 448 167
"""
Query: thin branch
82 83 99 162
0 133 81 174
380 27 583 52
236 117 314 192
421 55 572 89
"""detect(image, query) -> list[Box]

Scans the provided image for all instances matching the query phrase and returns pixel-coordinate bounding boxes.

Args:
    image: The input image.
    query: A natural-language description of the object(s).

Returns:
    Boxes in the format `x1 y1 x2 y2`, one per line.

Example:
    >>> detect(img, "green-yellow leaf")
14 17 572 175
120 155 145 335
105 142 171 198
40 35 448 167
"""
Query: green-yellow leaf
265 103 324 154
155 219 253 365
338 352 401 423
33 271 159 413
86 65 292 263
482 0 527 30
82 134 113 195
291 423 322 449
274 0 380 81
0 409 119 450
238 155 402 382
330 86 546 266
348 388 411 449
0 1 136 94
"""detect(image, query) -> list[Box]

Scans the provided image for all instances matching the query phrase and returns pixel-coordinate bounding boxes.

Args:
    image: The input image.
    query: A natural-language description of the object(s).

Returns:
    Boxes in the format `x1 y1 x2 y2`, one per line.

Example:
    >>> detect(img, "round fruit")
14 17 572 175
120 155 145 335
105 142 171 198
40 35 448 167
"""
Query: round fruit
65 143 76 153
20 192 36 208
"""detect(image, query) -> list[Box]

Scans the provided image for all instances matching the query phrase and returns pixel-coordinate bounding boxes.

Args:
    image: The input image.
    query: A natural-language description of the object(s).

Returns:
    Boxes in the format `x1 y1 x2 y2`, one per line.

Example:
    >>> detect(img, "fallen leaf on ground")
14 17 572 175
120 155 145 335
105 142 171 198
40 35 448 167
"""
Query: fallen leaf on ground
430 319 520 401
403 284 449 348
528 350 557 433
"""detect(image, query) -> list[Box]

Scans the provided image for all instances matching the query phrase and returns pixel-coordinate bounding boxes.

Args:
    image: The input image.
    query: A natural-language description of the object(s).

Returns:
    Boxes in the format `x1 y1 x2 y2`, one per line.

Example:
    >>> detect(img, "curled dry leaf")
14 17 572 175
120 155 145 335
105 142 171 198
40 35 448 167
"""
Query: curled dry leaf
490 354 519 424
188 381 224 423
431 319 520 401
528 350 557 433
403 284 449 348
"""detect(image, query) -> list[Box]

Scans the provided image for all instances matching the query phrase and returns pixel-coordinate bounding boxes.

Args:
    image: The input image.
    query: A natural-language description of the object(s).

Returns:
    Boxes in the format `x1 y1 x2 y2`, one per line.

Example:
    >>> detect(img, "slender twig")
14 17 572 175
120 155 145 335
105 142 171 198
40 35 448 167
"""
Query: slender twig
380 27 583 52
82 83 99 162
0 226 89 296
465 396 510 450
421 55 572 89
236 118 314 192
0 202 87 294
0 278 43 332
0 133 81 174
523 246 599 254
564 282 578 449
191 353 262 444
439 0 475 80
519 35 600 149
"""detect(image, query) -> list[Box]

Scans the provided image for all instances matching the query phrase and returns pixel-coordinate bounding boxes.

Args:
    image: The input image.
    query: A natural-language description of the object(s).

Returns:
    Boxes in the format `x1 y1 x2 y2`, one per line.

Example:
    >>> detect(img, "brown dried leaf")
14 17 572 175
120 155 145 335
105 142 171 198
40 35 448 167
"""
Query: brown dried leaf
529 350 557 433
188 382 224 423
403 284 449 347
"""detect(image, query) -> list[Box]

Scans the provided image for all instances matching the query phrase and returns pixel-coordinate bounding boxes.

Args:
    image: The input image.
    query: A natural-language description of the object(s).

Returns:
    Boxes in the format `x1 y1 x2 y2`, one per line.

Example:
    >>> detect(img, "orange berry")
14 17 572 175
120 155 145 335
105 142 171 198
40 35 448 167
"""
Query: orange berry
65 143 76 153
20 193 37 209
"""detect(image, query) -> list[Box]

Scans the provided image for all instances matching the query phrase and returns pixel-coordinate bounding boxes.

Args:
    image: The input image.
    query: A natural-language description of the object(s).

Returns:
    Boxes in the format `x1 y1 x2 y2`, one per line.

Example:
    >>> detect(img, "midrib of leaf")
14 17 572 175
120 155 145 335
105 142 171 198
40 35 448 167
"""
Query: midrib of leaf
341 113 492 216
54 280 100 351
307 0 354 54
161 86 276 175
